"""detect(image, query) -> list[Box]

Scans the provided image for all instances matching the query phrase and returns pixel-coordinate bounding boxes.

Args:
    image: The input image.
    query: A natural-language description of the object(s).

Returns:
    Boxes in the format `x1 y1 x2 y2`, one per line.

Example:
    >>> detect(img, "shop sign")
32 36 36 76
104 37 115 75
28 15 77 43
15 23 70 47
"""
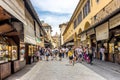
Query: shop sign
81 33 86 41
66 42 74 46
87 29 95 36
109 13 120 29
96 22 109 41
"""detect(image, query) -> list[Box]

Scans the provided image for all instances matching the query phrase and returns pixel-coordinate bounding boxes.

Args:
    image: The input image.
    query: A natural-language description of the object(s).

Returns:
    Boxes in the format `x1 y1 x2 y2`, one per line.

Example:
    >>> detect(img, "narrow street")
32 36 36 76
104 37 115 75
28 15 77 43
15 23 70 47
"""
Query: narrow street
6 59 120 80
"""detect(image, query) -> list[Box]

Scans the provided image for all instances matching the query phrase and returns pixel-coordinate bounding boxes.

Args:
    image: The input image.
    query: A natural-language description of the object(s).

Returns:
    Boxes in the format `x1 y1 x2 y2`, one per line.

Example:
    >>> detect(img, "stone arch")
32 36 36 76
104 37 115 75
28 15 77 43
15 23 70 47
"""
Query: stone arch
78 28 82 34
84 21 90 30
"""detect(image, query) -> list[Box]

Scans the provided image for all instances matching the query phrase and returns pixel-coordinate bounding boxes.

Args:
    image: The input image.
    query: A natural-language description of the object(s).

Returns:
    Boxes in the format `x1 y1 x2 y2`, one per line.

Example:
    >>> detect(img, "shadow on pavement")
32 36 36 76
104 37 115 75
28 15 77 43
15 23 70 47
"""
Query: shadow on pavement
81 59 120 80
5 62 37 80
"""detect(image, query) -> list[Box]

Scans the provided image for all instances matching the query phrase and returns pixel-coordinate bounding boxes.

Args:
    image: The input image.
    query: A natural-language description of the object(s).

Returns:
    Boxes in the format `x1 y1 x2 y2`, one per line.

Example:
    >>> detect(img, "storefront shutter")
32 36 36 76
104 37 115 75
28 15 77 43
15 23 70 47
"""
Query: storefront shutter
109 13 120 29
95 22 109 41
24 19 36 45
0 0 26 25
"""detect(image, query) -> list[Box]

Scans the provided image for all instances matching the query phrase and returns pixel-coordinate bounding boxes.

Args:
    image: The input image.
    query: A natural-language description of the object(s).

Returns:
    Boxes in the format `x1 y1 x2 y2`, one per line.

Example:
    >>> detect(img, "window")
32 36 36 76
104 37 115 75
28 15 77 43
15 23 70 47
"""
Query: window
96 0 99 3
74 19 77 29
94 15 97 20
83 0 90 18
78 12 82 24
20 44 25 61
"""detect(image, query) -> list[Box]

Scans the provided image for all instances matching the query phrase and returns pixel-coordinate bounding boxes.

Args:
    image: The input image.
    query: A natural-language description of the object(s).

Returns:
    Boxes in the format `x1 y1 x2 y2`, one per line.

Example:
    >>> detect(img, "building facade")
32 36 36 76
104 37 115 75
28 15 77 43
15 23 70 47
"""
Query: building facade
0 0 46 79
42 22 53 48
63 0 120 63
59 23 68 46
52 32 60 48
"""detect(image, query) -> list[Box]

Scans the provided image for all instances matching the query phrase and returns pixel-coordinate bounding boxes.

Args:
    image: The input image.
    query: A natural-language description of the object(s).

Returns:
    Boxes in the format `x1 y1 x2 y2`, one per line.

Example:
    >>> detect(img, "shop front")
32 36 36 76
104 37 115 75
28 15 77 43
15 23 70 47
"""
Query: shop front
19 42 26 69
24 24 37 64
24 36 37 64
0 36 12 80
80 33 88 47
87 29 97 58
95 22 109 61
109 13 120 63
0 6 19 79
0 27 20 78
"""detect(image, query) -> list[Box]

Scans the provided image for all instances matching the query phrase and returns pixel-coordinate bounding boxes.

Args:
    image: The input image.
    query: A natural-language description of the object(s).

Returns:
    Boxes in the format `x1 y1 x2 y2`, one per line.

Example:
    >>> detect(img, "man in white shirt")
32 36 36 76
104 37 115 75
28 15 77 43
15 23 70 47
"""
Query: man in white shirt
76 46 83 63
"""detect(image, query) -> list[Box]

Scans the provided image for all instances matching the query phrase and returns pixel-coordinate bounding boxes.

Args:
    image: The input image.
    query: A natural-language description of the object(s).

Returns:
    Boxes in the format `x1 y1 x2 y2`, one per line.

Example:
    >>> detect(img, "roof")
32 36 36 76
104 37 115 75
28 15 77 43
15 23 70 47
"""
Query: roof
59 22 68 28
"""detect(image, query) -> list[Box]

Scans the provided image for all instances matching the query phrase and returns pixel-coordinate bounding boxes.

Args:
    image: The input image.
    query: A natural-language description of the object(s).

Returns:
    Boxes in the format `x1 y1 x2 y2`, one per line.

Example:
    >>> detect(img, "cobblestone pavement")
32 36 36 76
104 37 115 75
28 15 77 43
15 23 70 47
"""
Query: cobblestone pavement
6 58 119 80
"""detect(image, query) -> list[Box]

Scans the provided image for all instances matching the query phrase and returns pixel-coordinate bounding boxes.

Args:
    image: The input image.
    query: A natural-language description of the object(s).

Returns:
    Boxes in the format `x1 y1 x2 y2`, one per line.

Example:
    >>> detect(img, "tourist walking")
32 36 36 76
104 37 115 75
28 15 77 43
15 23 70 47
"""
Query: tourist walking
76 46 83 63
99 46 105 61
68 48 74 65
59 48 63 61
65 47 69 57
88 47 93 65
45 48 50 61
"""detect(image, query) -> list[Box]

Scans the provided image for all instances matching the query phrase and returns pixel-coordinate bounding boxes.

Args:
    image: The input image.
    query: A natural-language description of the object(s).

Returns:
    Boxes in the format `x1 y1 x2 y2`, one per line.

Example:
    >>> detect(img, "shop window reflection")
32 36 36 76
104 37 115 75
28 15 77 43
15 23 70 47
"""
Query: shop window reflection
20 46 25 61
12 46 17 60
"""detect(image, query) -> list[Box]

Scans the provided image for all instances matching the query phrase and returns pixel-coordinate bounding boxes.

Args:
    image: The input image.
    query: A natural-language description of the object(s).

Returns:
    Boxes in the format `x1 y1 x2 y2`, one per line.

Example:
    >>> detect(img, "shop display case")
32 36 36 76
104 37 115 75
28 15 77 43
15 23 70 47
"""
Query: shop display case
28 45 34 64
117 42 120 63
109 43 114 62
0 44 9 63
20 46 25 61
28 45 33 56
19 43 26 69
11 46 17 60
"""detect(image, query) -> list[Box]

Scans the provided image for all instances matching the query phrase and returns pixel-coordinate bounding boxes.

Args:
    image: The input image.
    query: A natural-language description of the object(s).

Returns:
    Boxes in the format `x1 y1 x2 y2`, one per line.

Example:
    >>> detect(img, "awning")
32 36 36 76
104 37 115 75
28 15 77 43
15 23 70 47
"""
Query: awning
109 13 120 29
87 29 95 36
24 35 36 45
95 22 109 41
0 0 26 25
0 24 13 34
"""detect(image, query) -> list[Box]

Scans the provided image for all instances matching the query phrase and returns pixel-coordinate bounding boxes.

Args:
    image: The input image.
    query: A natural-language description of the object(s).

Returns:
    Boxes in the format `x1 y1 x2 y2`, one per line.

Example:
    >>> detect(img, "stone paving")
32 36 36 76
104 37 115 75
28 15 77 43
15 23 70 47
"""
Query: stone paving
82 59 120 80
6 59 109 80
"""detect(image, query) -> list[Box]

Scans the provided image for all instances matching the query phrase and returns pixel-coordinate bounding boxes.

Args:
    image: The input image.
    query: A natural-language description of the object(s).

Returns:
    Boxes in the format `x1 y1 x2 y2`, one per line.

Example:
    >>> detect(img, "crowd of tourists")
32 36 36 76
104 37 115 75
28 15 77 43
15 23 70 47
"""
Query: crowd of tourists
34 47 69 61
34 45 106 65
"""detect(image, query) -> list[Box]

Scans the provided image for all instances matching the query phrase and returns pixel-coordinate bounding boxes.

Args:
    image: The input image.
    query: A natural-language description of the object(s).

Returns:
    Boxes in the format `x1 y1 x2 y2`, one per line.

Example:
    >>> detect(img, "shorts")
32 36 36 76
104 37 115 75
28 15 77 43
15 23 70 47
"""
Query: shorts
69 56 73 60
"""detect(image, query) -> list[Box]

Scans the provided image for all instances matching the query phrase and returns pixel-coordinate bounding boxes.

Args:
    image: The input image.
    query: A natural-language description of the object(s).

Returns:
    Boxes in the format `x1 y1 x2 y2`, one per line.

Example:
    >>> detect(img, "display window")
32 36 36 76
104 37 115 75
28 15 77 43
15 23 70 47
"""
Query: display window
8 38 18 61
0 44 9 63
33 46 37 53
104 43 108 53
8 46 12 60
11 46 17 60
0 36 10 63
109 43 114 54
20 44 25 61
28 45 33 56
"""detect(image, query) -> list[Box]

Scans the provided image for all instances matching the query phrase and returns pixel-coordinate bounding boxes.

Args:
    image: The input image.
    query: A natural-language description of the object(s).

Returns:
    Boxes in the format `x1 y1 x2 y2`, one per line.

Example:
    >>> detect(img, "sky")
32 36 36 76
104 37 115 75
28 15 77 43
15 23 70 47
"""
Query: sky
30 0 79 36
